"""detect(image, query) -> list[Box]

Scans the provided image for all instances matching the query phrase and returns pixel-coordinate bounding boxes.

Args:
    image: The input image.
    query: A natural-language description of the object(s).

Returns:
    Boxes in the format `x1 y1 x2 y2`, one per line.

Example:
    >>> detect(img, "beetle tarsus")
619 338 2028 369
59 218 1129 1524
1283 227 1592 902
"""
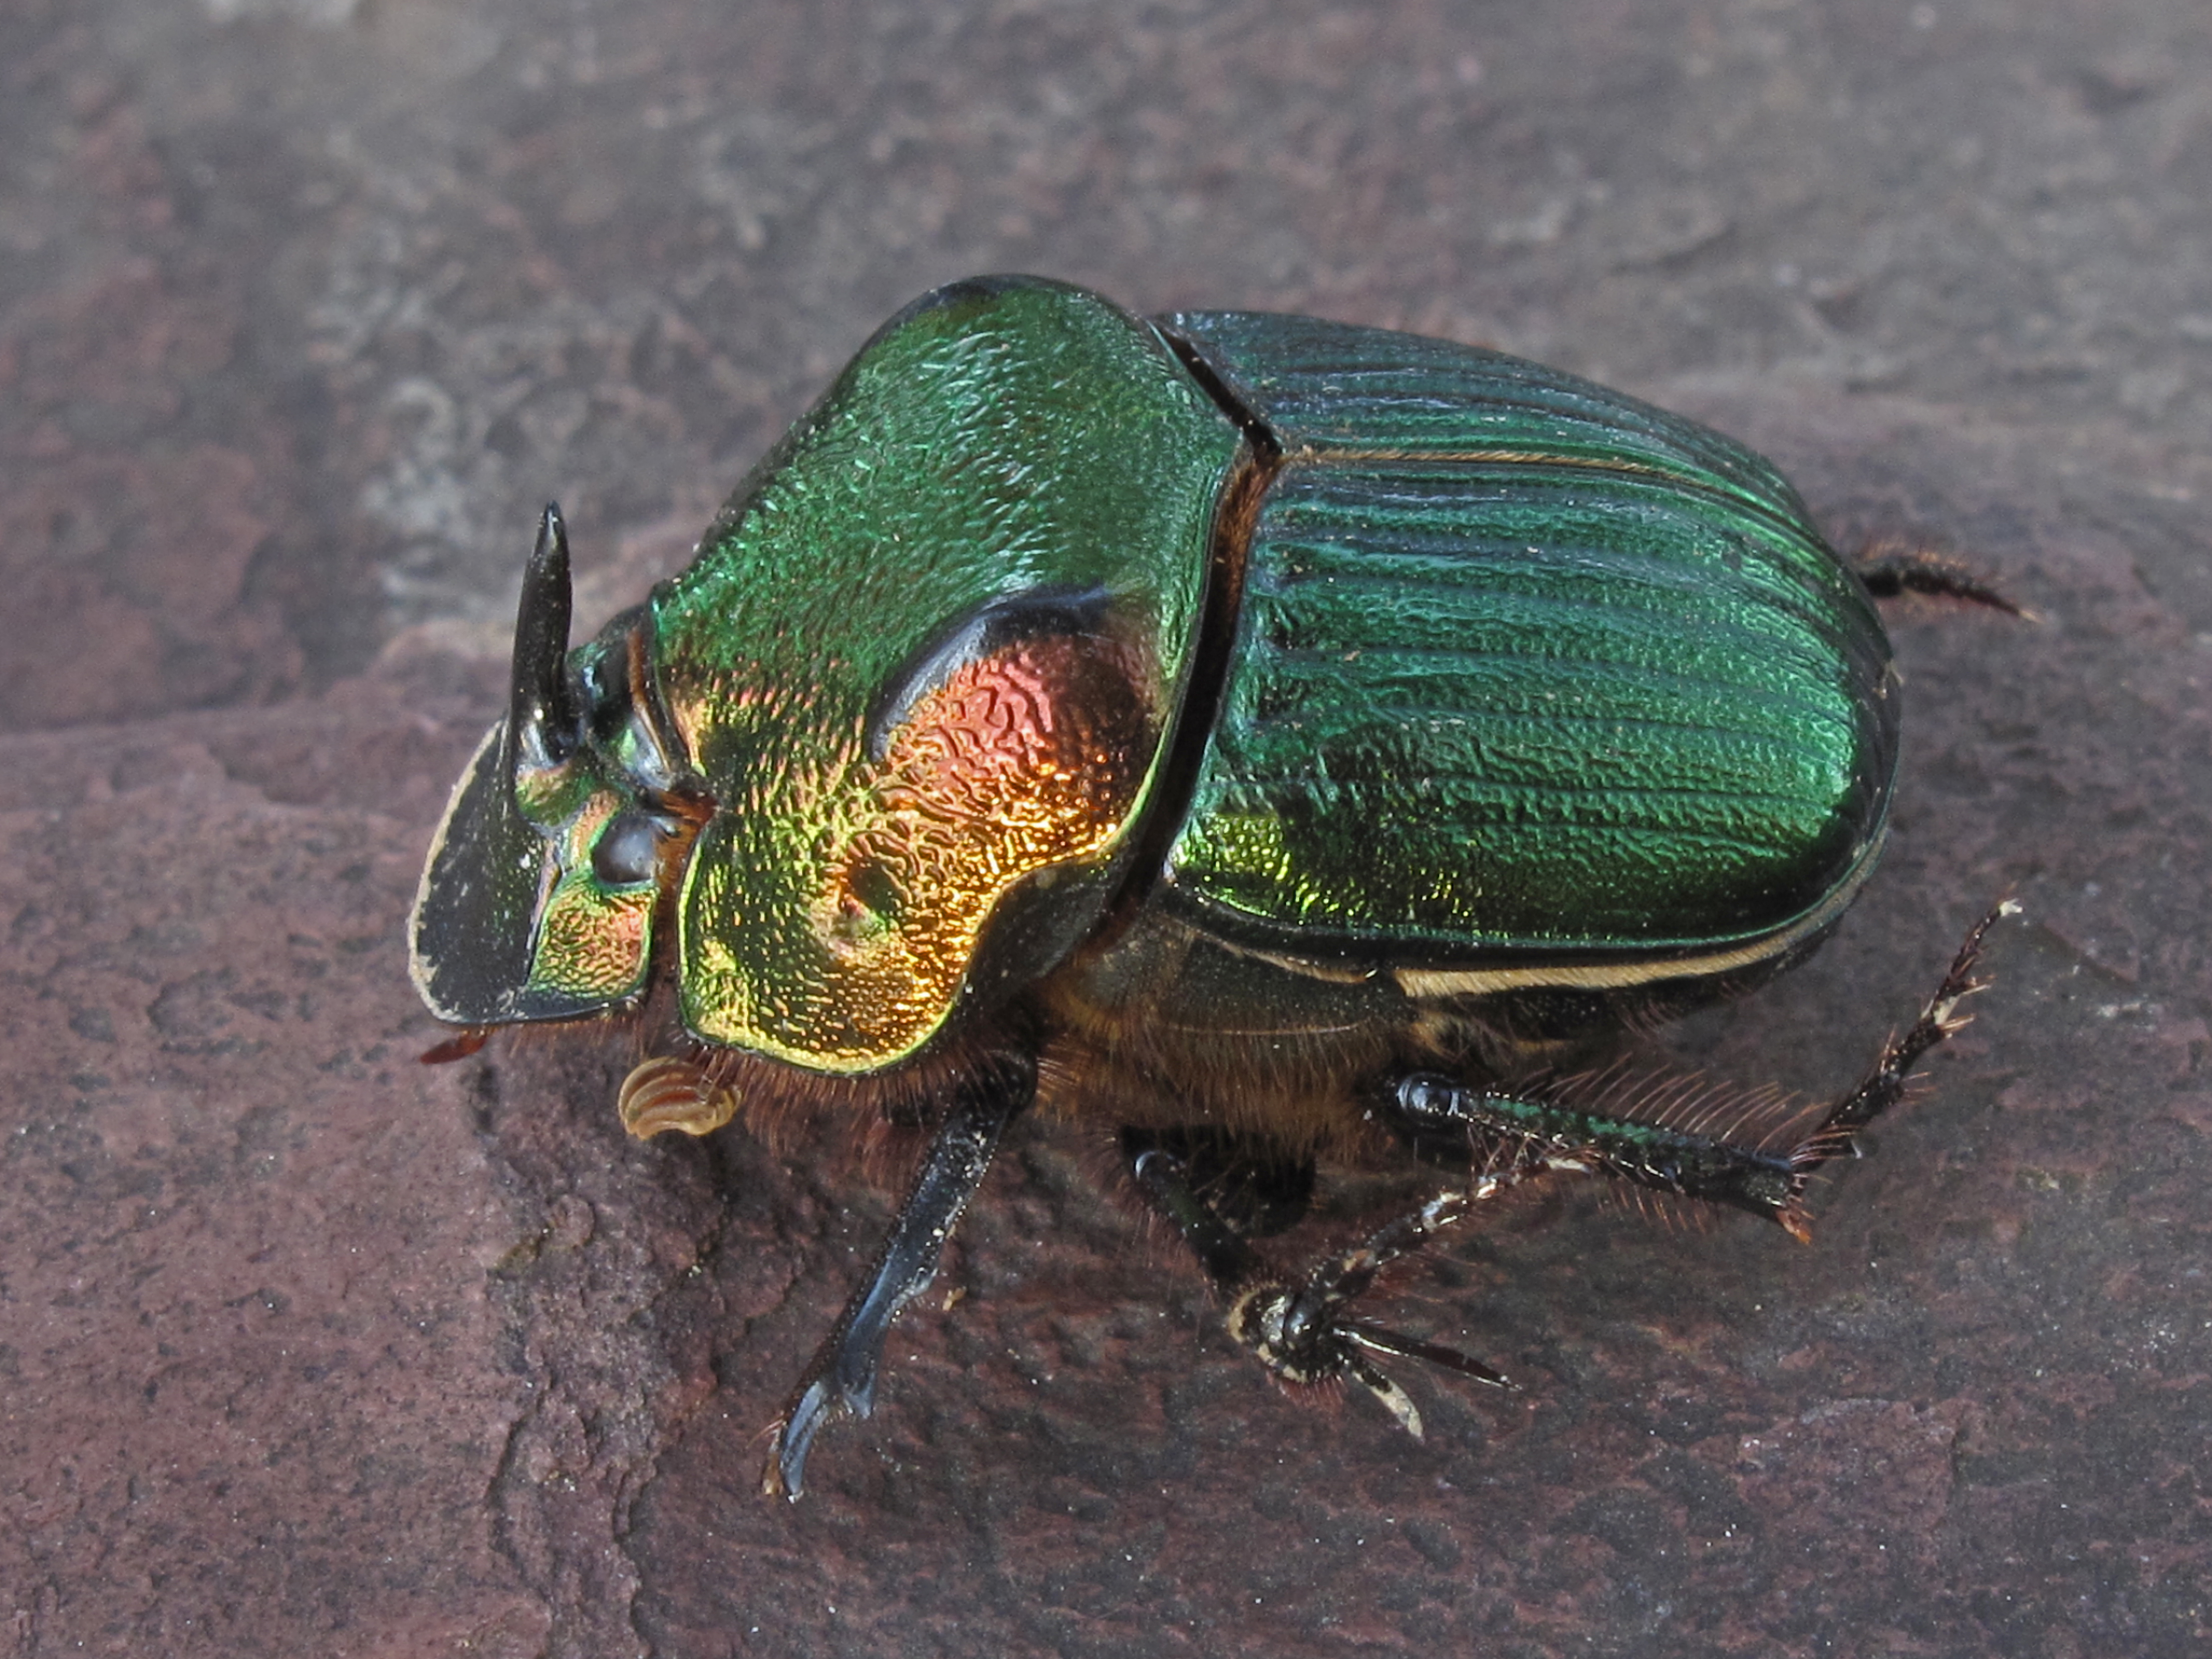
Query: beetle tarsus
764 1051 1035 1500
1776 898 2017 1232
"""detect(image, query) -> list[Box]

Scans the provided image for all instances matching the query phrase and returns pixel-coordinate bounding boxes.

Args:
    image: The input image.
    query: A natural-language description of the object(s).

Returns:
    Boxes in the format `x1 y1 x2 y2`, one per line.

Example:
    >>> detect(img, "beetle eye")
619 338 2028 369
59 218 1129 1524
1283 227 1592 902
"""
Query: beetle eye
592 809 667 888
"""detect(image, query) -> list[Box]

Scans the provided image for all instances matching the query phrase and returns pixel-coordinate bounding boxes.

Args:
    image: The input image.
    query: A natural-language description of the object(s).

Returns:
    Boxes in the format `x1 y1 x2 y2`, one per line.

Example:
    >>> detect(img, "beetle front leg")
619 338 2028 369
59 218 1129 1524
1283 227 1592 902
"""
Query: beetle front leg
765 1049 1036 1501
1131 1146 1525 1436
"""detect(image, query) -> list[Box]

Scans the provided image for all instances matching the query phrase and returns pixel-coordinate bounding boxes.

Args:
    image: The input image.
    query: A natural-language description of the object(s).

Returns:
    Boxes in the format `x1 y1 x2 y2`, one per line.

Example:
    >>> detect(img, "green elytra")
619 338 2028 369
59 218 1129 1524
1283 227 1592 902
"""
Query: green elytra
1159 309 1891 960
411 274 1892 1075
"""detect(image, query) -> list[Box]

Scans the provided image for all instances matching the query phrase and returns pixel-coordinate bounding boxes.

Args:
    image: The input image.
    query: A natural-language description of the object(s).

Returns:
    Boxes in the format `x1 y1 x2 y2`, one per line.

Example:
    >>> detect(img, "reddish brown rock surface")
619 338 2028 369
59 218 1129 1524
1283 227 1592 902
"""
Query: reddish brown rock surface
5 2 2209 1654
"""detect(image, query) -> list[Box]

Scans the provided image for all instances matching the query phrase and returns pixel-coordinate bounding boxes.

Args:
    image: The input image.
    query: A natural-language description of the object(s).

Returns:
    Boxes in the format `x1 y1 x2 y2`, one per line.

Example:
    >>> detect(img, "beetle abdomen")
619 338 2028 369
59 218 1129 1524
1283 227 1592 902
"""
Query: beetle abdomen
1156 312 1896 961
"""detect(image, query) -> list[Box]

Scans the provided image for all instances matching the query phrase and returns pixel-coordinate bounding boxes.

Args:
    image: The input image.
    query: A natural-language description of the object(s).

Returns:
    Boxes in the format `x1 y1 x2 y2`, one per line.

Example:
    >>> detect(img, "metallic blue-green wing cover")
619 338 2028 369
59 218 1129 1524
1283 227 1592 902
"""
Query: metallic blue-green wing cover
1156 311 1897 959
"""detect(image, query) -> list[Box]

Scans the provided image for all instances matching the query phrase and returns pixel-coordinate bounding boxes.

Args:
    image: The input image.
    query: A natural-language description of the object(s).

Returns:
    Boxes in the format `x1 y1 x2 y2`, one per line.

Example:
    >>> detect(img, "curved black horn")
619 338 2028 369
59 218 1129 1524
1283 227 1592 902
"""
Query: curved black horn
509 503 579 770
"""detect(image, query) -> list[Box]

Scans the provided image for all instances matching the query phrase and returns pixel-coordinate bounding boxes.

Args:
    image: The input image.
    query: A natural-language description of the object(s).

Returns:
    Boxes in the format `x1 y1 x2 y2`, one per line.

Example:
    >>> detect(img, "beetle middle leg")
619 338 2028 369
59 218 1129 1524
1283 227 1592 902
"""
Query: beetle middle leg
1129 1137 1533 1435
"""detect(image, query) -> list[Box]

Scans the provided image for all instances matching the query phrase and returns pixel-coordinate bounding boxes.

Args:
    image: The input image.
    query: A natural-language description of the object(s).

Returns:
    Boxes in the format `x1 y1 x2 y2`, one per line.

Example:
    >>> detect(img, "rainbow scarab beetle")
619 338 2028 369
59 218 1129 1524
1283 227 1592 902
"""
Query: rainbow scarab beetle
412 275 2007 1499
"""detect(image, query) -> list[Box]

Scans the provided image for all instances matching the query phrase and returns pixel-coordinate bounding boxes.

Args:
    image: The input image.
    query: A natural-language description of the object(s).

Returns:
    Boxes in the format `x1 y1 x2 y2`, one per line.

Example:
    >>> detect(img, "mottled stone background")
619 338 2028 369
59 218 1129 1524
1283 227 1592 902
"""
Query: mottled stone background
4 1 2208 1654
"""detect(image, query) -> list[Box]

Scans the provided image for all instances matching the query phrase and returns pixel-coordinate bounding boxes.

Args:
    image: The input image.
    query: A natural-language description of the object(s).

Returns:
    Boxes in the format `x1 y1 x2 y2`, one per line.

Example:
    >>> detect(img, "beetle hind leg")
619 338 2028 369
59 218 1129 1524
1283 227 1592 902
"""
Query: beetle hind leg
1377 901 2015 1240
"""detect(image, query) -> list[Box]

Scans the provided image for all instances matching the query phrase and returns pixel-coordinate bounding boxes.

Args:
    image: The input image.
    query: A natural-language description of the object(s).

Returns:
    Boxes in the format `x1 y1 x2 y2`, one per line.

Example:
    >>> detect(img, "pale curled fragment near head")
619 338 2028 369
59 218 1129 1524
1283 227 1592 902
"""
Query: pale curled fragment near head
619 1055 738 1139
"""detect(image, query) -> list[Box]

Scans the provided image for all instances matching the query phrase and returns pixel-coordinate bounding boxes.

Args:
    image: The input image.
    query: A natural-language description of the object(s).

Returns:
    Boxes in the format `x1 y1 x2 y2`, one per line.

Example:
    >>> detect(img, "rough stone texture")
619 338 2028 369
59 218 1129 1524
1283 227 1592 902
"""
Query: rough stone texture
3 1 2208 1654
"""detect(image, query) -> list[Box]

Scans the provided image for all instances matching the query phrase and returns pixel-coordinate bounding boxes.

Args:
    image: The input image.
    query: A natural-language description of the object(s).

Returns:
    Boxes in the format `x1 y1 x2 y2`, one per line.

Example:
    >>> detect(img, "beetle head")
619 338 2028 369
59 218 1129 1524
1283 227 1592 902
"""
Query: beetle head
410 505 708 1027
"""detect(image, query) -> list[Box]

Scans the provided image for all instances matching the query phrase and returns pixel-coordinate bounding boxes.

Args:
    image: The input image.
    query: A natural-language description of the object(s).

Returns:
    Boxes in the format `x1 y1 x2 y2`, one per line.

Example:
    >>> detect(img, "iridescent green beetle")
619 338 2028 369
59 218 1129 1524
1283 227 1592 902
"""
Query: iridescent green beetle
413 276 2007 1499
